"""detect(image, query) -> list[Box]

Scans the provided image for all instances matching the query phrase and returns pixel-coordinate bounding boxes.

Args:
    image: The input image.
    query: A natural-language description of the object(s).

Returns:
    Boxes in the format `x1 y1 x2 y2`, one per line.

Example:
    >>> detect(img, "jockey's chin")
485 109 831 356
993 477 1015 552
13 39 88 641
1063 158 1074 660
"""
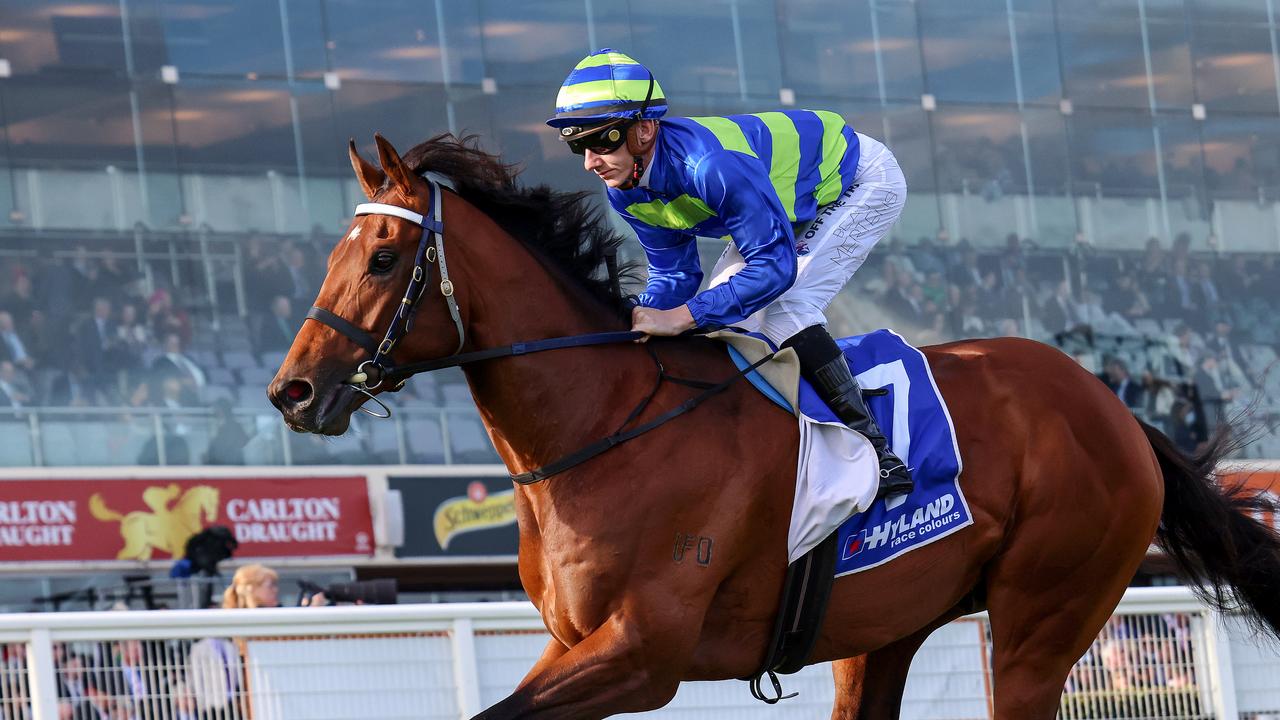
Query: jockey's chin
584 149 634 189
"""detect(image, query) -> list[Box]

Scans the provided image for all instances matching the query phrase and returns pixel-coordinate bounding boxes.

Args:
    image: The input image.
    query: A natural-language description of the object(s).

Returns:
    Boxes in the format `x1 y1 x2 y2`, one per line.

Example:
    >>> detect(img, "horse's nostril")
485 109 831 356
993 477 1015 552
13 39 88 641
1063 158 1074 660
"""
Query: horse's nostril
281 380 313 406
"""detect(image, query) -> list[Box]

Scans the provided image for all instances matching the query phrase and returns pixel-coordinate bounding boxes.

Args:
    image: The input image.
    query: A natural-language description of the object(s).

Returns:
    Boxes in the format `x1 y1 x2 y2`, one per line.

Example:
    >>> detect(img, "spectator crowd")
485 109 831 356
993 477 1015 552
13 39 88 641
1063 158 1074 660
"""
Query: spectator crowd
0 565 331 719
1 229 1277 460
0 240 323 412
861 230 1276 455
0 239 329 465
1061 614 1202 719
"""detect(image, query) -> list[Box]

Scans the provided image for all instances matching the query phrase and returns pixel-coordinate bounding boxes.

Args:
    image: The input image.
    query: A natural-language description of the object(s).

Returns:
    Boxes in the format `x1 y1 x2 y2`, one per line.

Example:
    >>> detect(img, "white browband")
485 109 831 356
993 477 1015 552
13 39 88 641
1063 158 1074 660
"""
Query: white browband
355 202 425 227
343 181 465 399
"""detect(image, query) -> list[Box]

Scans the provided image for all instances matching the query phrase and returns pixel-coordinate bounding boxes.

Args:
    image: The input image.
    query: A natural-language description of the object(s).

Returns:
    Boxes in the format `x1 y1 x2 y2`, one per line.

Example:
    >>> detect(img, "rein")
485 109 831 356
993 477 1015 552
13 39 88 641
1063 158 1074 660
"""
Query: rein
305 176 774 484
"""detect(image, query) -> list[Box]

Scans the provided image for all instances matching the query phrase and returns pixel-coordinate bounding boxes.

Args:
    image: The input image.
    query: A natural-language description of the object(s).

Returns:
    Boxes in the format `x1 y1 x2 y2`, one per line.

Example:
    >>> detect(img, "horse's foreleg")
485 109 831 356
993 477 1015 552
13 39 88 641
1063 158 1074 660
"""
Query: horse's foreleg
472 616 690 720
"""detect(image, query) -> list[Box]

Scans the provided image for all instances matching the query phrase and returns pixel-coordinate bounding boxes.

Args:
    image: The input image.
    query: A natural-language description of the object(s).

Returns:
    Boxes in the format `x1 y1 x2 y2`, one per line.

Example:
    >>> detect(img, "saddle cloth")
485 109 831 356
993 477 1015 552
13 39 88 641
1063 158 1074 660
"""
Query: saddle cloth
721 329 971 575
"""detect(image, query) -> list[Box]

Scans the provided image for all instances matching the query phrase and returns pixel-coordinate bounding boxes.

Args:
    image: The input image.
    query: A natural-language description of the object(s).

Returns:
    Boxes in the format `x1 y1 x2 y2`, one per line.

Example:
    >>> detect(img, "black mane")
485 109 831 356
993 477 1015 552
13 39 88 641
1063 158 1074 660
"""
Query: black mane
397 133 639 317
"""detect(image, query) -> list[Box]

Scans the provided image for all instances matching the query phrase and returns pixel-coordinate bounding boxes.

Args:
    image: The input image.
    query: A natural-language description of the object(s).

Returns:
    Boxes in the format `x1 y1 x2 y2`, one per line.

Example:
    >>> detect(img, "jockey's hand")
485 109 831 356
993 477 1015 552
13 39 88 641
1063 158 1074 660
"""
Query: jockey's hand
631 305 696 342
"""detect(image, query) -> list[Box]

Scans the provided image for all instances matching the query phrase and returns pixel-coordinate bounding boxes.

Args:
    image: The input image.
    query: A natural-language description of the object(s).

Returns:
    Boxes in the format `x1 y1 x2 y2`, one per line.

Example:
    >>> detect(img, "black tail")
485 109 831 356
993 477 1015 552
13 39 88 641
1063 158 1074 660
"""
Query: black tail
1142 420 1280 639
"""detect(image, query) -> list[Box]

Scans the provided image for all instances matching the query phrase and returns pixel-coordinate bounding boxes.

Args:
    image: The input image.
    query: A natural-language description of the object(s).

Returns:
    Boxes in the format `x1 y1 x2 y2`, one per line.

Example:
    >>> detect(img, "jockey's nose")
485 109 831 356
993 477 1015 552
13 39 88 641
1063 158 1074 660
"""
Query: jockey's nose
271 378 314 412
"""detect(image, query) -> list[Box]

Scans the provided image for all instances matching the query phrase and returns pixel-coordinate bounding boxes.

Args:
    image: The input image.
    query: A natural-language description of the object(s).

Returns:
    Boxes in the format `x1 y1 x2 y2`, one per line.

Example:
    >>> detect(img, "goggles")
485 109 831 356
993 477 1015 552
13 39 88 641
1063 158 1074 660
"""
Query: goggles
561 122 632 156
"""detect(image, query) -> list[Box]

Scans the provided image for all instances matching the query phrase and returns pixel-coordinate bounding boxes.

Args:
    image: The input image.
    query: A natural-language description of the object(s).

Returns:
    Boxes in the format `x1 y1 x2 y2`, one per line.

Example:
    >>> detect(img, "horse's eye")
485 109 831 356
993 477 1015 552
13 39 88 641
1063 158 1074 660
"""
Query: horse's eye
369 249 397 274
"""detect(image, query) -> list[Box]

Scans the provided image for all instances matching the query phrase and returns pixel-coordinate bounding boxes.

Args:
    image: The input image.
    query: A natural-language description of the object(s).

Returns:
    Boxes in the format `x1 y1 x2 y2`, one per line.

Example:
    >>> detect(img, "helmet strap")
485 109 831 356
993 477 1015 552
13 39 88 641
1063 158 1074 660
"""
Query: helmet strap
619 121 655 190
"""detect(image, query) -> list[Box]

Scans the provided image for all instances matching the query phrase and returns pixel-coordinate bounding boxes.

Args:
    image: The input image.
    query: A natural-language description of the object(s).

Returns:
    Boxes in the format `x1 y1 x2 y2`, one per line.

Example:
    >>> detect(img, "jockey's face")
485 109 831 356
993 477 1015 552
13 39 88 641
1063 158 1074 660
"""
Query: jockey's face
583 144 633 188
582 120 658 189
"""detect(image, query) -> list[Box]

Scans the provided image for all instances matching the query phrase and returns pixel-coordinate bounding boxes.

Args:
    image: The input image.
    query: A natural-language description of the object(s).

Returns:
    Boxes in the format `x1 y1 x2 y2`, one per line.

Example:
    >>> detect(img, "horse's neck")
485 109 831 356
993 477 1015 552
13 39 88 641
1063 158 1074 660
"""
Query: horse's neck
453 217 652 476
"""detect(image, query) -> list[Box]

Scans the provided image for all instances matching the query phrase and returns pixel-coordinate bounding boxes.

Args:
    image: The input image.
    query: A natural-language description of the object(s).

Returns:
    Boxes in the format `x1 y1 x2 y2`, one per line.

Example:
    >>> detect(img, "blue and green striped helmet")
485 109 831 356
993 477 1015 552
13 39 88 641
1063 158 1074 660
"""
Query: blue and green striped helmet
546 48 667 129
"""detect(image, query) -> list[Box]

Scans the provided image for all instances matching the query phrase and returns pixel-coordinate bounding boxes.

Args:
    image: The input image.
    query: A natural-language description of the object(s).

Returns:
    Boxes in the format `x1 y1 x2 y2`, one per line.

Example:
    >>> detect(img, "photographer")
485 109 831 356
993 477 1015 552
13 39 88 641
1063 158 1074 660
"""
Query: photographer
295 578 398 607
221 565 396 609
221 564 284 609
192 565 321 719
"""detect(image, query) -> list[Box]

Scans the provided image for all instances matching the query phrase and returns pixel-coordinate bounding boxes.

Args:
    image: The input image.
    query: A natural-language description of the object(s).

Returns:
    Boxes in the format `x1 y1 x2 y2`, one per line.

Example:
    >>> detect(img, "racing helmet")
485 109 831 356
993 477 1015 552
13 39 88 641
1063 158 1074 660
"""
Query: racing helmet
546 48 667 142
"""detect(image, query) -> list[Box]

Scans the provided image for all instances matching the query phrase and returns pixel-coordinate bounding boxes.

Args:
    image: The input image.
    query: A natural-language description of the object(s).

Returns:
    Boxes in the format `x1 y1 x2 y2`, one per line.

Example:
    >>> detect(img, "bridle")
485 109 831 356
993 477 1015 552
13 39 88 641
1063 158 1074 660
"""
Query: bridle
304 174 774 483
305 177 464 416
306 176 646 417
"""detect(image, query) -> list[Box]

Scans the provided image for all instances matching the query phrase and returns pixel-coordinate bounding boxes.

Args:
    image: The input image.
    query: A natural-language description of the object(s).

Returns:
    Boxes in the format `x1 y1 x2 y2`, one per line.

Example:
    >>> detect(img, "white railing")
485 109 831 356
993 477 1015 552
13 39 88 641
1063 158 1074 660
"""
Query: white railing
0 404 500 468
0 587 1275 719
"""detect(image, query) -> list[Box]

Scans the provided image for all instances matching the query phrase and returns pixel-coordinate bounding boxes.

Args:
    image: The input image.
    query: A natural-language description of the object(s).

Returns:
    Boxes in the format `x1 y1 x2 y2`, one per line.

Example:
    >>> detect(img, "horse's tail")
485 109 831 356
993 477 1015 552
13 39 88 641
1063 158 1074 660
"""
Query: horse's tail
88 493 123 522
1141 420 1280 639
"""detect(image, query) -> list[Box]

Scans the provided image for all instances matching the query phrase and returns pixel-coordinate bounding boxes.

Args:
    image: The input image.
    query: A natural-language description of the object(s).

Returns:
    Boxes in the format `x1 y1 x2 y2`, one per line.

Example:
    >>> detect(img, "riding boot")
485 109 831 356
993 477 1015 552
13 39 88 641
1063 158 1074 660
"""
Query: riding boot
782 325 914 499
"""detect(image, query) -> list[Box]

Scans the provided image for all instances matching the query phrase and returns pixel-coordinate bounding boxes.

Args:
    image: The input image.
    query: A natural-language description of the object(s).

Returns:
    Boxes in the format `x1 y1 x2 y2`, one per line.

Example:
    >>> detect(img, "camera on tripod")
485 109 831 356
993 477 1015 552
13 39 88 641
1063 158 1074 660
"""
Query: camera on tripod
296 578 398 605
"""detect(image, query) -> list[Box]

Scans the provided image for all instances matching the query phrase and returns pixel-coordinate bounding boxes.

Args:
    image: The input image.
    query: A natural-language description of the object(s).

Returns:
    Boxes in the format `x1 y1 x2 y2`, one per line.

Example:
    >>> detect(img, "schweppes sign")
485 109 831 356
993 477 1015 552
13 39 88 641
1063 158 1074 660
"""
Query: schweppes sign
433 481 517 550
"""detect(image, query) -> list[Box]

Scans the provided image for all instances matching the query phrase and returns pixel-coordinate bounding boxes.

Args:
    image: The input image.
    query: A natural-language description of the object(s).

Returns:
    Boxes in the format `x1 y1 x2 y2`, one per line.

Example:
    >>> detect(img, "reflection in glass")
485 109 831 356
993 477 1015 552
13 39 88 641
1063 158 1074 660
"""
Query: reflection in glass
0 0 127 76
325 0 449 83
323 82 450 166
932 105 1027 194
629 0 781 99
1190 22 1279 113
148 0 289 78
171 79 298 170
1 79 138 167
776 0 923 102
918 0 1018 104
1201 114 1280 198
1069 109 1160 195
1058 11 1150 110
1010 0 1063 105
478 0 594 86
1144 15 1194 109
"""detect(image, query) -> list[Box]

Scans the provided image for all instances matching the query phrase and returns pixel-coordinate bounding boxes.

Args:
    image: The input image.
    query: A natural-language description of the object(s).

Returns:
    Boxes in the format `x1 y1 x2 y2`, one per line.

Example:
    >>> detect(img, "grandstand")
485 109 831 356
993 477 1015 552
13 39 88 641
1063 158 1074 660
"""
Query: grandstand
2 227 1276 464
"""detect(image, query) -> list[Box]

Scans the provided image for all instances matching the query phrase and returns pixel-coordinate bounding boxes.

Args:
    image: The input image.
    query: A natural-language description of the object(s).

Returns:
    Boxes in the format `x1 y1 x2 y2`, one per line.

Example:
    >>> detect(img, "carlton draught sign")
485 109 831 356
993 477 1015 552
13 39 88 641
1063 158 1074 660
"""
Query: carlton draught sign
0 476 374 561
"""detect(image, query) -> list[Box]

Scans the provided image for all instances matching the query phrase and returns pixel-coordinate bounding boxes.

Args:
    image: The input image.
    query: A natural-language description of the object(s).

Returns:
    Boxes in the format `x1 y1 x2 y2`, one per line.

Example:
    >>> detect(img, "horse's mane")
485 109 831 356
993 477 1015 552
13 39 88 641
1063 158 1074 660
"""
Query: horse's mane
397 133 639 318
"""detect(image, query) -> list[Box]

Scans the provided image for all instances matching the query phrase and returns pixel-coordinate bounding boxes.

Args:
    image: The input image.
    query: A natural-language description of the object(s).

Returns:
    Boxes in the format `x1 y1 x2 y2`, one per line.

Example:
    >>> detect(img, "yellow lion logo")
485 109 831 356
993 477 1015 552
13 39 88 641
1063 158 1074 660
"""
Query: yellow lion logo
89 484 220 561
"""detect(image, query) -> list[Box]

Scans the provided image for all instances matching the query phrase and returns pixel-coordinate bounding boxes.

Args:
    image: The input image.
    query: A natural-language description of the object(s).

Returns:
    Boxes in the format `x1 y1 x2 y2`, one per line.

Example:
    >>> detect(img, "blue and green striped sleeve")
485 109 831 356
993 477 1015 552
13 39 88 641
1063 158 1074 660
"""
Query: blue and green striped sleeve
619 215 702 311
684 151 796 328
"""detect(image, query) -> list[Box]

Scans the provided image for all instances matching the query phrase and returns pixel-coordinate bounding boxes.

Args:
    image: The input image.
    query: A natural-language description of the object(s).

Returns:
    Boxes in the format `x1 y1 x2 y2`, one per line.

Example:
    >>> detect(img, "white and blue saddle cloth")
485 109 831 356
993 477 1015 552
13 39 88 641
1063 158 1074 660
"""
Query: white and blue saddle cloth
725 328 972 577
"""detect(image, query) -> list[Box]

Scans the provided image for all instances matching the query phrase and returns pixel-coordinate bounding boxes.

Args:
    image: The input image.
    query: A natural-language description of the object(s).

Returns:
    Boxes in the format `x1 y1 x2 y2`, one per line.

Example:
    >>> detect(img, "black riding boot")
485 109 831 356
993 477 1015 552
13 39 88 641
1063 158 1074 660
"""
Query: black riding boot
783 325 914 499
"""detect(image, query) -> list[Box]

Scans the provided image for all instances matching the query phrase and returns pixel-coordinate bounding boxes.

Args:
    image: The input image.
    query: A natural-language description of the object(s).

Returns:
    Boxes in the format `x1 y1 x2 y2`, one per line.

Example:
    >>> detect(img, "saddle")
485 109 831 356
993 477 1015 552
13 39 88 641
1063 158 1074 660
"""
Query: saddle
727 328 971 702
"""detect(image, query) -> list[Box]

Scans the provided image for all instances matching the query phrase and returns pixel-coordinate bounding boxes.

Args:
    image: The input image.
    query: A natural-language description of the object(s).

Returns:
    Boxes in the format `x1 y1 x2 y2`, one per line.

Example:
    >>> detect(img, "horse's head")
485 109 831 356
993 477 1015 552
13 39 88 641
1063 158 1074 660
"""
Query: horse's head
269 134 467 435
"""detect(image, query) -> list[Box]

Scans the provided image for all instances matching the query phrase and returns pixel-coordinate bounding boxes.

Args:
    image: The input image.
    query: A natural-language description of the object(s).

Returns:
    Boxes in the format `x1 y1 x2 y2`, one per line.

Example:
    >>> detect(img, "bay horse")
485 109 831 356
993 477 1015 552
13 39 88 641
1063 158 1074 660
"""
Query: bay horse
269 133 1280 719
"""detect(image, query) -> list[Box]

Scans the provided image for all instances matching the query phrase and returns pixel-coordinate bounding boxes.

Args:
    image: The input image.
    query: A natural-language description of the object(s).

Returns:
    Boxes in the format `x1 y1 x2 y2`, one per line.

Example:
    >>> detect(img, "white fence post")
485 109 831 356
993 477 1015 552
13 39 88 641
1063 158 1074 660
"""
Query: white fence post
451 617 483 718
1203 609 1240 720
26 628 58 720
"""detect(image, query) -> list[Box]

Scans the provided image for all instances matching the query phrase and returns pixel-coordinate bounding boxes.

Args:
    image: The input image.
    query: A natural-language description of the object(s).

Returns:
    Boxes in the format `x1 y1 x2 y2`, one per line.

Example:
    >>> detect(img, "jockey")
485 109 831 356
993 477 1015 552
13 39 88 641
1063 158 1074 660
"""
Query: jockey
547 49 912 498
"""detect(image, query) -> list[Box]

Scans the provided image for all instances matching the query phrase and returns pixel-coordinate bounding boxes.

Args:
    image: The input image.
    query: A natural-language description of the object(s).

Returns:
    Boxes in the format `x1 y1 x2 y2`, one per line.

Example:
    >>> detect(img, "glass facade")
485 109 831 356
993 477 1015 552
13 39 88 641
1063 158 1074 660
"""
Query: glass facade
3 0 1278 246
0 0 1277 465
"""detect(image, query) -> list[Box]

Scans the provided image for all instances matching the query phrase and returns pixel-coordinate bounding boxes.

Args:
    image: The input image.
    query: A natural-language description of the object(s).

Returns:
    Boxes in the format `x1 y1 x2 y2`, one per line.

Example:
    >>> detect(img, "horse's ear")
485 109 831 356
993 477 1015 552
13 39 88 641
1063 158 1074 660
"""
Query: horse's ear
349 139 384 200
373 133 415 196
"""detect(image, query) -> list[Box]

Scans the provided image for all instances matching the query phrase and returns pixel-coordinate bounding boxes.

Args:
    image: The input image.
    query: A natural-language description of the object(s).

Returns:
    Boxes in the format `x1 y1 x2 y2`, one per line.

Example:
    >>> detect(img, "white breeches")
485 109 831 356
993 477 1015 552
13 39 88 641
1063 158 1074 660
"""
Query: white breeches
707 132 907 345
